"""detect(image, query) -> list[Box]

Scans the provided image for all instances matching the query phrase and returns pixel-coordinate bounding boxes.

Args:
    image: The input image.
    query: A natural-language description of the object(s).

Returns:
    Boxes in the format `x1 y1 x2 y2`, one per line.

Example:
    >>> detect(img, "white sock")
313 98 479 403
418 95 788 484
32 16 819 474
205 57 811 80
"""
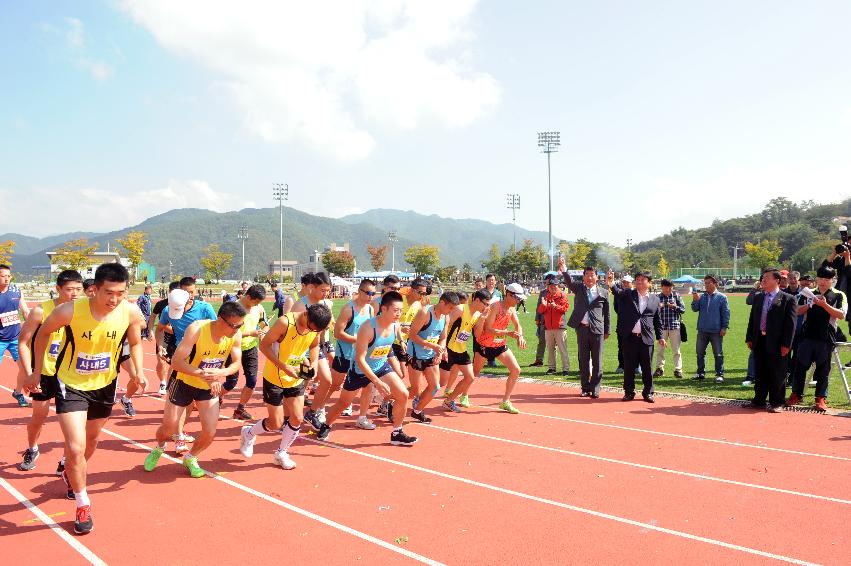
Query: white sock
393 426 402 433
183 453 195 462
248 418 267 437
74 489 90 507
60 456 66 465
30 444 39 452
279 421 300 453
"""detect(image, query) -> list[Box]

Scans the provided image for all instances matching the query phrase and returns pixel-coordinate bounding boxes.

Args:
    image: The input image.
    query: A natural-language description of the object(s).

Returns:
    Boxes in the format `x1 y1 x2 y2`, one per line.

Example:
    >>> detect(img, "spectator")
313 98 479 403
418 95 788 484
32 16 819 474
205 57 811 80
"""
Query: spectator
485 273 503 301
822 245 851 365
690 274 730 383
784 271 805 385
779 269 789 292
654 279 686 378
613 274 633 374
137 284 153 340
530 275 554 367
745 268 797 412
564 266 610 397
742 279 762 387
537 278 570 375
787 266 847 411
473 277 484 291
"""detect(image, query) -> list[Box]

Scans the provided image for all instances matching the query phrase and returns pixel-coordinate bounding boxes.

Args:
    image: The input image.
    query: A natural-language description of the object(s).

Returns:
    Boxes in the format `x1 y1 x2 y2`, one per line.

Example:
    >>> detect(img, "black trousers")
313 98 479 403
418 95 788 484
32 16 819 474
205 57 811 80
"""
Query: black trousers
753 335 788 408
622 334 654 396
576 325 604 394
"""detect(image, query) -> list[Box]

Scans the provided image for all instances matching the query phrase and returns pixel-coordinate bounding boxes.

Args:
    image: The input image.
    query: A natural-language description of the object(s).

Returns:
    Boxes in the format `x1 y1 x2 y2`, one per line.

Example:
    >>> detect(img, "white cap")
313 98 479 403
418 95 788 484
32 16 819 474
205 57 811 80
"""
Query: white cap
505 282 527 301
168 289 190 319
622 275 634 283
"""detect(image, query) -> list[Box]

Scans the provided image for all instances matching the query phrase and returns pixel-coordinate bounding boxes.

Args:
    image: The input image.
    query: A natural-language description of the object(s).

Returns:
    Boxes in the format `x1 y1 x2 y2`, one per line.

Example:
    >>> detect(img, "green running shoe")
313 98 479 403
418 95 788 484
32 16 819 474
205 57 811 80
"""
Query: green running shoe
183 456 206 478
458 394 471 408
499 400 519 414
144 447 163 472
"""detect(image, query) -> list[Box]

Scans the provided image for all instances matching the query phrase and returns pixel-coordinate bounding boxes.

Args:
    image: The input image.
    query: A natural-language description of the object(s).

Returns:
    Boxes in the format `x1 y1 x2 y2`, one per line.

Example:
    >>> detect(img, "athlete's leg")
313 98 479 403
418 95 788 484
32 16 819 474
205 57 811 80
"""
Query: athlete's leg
381 372 410 429
154 401 186 446
26 399 51 449
408 366 424 400
415 364 439 412
446 363 475 401
312 366 345 412
57 412 102 492
324 388 358 426
189 398 220 457
358 384 373 417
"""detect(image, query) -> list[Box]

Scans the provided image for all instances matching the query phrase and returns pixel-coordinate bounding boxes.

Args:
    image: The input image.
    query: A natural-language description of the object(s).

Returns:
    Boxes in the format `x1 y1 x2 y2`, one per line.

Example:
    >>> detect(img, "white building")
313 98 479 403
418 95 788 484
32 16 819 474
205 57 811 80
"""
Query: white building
46 250 131 278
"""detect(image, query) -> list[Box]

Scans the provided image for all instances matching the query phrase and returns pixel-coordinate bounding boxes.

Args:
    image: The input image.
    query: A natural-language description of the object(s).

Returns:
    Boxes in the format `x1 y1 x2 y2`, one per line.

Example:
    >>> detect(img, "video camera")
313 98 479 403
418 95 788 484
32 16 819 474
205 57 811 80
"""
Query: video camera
836 225 849 254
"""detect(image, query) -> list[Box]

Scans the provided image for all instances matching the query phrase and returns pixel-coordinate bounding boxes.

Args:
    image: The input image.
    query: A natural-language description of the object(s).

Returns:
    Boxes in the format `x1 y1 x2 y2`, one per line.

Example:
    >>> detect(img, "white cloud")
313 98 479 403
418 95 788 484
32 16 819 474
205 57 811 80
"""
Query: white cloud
0 180 251 237
40 17 114 80
119 0 499 161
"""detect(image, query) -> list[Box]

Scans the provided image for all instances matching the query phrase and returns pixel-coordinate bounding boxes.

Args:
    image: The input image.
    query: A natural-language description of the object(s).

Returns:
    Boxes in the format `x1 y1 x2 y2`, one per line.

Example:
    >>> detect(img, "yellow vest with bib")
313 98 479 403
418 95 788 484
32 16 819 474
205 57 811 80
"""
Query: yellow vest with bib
176 320 235 390
447 303 480 354
262 312 318 388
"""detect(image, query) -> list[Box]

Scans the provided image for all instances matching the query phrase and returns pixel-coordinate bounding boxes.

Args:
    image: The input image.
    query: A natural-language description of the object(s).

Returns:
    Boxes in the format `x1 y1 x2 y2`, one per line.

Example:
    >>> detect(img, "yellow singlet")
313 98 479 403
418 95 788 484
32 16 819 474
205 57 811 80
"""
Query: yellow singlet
55 298 130 391
175 320 235 390
446 303 481 354
32 299 64 376
263 312 319 389
396 297 422 345
238 304 267 351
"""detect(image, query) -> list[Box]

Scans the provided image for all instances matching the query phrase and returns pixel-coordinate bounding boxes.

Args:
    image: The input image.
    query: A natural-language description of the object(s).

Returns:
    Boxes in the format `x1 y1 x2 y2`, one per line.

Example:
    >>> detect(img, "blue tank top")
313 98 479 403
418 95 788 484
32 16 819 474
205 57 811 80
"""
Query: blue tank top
354 318 395 375
0 286 23 342
408 307 446 360
335 301 372 359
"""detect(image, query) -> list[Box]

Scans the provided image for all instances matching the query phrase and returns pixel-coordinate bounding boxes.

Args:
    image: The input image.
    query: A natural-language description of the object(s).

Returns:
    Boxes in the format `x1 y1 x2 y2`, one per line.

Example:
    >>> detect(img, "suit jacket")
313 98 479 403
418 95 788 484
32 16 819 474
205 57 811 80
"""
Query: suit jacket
565 280 610 335
745 290 797 353
610 287 662 345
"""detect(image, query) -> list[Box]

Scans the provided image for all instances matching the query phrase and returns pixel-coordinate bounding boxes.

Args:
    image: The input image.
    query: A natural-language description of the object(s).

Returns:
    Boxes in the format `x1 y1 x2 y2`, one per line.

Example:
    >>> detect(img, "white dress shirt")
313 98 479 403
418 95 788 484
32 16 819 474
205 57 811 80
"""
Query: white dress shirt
632 291 649 334
581 284 599 325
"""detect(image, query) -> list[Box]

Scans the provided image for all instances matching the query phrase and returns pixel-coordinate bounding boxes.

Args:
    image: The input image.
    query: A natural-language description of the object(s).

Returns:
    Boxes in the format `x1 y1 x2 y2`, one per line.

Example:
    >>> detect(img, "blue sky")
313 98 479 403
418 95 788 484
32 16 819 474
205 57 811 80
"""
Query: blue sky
2 1 850 246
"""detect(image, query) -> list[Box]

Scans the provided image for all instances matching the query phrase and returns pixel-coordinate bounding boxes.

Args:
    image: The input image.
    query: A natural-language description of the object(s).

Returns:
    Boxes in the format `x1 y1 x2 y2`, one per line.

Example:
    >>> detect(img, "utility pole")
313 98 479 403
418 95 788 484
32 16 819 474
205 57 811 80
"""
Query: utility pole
237 225 248 283
273 183 288 283
537 131 560 270
388 230 398 272
730 243 742 281
506 193 520 250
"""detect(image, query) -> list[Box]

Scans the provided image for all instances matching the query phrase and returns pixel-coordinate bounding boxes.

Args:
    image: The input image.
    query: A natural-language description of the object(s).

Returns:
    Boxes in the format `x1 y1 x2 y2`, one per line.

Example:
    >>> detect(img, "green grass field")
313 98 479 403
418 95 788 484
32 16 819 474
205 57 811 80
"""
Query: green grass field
258 295 851 409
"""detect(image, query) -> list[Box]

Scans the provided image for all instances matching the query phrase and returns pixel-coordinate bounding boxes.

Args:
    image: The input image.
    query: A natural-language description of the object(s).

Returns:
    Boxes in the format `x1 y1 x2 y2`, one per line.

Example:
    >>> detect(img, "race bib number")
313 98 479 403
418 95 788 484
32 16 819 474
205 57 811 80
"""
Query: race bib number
493 336 506 345
370 345 392 359
455 331 470 344
199 358 224 370
0 310 21 326
286 355 305 367
75 352 111 374
426 336 440 344
48 341 61 358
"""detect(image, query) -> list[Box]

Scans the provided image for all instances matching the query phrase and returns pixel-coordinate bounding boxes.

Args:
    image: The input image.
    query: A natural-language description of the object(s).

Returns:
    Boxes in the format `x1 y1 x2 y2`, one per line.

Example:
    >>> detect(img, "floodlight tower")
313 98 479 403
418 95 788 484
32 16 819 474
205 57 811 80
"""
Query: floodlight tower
237 225 248 283
506 193 520 250
273 183 288 283
537 131 560 270
388 230 398 272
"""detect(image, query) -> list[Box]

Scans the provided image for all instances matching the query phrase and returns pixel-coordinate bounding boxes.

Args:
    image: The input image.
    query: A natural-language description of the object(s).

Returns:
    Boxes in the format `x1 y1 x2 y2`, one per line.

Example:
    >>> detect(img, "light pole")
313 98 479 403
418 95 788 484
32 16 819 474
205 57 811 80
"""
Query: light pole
506 193 520 250
731 243 742 281
388 230 398 272
237 225 248 283
811 257 815 273
273 183 288 283
537 131 560 270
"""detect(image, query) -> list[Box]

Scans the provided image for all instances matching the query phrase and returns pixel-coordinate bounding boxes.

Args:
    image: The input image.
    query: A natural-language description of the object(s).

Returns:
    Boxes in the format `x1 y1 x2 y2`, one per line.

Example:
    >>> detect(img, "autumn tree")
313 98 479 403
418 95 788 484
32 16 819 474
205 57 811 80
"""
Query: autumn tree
366 243 388 271
116 231 148 283
322 250 356 276
568 241 593 269
52 238 100 272
0 240 14 266
745 240 783 271
657 255 670 279
404 245 440 275
200 244 233 283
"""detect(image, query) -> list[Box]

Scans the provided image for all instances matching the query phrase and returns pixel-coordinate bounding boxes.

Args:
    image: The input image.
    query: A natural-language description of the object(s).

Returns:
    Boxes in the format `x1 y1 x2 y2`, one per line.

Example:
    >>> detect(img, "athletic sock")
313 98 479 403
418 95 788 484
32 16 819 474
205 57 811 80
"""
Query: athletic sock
30 444 39 452
60 456 65 465
279 421 300 453
248 418 267 437
74 489 90 507
393 426 402 433
183 453 195 462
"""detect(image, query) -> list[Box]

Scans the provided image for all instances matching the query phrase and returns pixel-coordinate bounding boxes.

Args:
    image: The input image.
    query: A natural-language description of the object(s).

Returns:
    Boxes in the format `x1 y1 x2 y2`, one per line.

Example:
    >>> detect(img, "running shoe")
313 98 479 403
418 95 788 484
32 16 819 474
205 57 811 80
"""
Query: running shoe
56 458 65 476
171 433 196 443
316 423 332 441
410 409 432 424
443 389 453 397
443 399 462 413
183 456 206 478
411 396 420 410
158 382 167 396
60 470 74 500
239 426 255 459
741 380 754 387
458 394 471 408
377 400 389 416
273 450 297 470
304 409 322 432
317 407 327 424
174 440 190 455
74 505 93 535
356 416 376 430
18 448 39 471
232 407 253 421
144 447 163 471
342 404 353 417
499 400 519 414
390 429 417 446
120 397 136 417
12 391 30 408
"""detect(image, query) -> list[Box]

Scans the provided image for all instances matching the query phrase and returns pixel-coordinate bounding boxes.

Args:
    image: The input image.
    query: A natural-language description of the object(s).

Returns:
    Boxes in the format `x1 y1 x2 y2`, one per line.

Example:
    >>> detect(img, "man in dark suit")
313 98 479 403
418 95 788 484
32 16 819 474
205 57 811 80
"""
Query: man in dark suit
565 266 610 398
745 267 798 412
606 270 665 402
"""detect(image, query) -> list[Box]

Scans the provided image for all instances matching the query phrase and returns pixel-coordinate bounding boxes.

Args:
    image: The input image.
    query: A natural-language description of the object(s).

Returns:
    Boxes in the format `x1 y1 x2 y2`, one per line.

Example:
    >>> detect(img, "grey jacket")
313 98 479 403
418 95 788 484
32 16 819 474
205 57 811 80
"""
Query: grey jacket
565 279 610 335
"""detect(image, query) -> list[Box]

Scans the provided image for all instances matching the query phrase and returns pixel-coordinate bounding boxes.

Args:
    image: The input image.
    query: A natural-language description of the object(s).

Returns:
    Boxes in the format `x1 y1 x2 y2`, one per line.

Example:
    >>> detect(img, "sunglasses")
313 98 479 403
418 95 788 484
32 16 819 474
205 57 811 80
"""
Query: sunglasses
360 290 376 296
222 318 242 330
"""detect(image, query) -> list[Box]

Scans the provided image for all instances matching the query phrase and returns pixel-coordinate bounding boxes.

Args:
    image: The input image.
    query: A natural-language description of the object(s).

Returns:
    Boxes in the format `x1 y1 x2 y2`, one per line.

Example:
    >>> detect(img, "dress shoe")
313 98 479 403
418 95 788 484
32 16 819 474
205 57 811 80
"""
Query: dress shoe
653 368 663 378
580 391 591 397
590 392 599 399
529 360 543 367
673 370 683 379
622 392 635 401
767 405 784 413
642 394 655 403
747 400 765 409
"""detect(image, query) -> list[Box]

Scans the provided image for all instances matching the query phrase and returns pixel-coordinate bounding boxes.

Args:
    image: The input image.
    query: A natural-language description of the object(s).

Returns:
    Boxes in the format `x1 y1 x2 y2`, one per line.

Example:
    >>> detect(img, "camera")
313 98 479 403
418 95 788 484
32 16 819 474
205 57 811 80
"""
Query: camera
837 243 849 254
836 226 849 254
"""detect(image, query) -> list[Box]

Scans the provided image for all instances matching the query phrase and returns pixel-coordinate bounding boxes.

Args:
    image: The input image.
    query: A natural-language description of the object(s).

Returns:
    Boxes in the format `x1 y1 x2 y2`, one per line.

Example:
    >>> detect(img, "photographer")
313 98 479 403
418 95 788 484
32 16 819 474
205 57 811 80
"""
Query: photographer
822 225 851 297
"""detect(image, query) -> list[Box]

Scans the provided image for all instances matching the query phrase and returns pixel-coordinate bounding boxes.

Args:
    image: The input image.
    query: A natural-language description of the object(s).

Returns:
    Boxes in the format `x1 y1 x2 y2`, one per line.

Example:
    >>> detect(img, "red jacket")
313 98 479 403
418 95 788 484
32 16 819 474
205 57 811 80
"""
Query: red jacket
537 290 569 329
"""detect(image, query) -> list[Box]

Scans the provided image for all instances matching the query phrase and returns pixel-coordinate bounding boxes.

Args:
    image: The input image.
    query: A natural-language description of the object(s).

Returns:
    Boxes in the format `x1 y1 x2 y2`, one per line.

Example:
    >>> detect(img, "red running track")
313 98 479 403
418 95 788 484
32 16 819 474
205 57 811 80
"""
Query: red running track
1 342 850 565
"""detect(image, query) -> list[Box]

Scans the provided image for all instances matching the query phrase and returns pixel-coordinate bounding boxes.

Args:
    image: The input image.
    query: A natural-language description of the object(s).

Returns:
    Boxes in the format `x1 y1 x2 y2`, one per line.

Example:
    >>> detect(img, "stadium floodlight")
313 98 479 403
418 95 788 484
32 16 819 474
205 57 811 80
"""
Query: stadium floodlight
237 225 248 283
273 183 289 283
506 193 520 250
388 230 398 273
538 131 560 270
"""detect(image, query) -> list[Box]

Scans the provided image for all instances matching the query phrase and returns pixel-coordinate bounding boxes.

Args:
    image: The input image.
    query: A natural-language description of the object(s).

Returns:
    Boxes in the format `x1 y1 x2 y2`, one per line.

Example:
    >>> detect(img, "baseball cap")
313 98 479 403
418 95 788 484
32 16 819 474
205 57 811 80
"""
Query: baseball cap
505 282 527 301
622 275 634 283
779 270 789 277
168 289 190 319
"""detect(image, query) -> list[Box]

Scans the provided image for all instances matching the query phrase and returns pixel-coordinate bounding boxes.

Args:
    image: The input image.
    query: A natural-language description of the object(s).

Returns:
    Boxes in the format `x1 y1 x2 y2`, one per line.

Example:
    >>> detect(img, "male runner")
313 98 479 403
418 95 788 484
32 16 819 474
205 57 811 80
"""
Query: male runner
221 284 268 420
30 263 146 534
305 279 377 431
17 270 83 472
393 278 428 383
316 292 416 445
407 291 458 423
3 264 32 407
240 303 332 469
144 301 245 477
442 289 490 412
371 275 405 415
471 283 527 414
291 272 335 417
151 281 180 395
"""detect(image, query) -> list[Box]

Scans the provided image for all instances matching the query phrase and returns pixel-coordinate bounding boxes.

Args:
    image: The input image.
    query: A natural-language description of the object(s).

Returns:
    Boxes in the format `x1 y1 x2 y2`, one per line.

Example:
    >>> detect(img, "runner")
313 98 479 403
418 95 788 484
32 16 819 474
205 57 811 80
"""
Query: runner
144 301 246 477
439 290 468 395
30 263 146 534
316 291 417 446
471 283 527 414
393 278 429 384
16 270 83 472
441 289 491 412
82 279 96 298
151 281 180 396
407 291 458 423
291 272 335 418
240 303 332 469
3 264 32 407
305 279 376 431
221 284 268 420
371 275 405 415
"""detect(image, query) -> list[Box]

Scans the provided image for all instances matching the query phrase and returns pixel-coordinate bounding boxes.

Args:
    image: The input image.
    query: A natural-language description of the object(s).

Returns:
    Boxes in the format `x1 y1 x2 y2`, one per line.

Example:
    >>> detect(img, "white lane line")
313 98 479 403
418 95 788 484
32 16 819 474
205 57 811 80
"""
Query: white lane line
0 384 443 566
472 402 851 461
413 422 851 505
301 436 818 566
0 476 107 566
